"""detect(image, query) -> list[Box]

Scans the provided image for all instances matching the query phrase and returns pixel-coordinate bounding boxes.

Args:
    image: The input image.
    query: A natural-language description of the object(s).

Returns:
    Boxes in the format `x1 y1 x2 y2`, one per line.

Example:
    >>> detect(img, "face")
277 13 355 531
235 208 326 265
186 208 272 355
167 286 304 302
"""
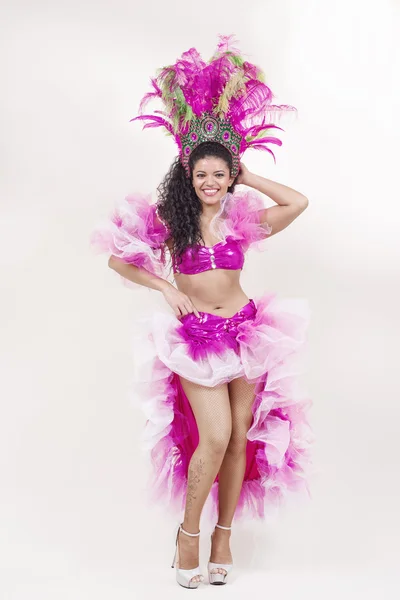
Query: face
191 156 235 206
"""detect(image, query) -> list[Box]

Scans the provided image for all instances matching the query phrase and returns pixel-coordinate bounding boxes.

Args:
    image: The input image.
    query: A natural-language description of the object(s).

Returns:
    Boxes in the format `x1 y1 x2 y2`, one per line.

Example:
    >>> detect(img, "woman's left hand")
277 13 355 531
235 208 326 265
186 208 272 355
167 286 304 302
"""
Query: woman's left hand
236 162 251 185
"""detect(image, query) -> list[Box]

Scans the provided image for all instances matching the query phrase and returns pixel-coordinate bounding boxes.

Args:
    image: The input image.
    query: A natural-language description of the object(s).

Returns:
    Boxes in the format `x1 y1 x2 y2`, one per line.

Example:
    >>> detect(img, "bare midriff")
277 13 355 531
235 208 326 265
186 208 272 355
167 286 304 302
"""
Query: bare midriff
174 269 250 318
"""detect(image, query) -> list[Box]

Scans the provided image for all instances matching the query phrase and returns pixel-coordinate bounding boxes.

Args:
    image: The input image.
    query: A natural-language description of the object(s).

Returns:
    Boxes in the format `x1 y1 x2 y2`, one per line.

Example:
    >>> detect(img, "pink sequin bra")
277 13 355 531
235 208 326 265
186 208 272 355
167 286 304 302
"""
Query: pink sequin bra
173 236 244 275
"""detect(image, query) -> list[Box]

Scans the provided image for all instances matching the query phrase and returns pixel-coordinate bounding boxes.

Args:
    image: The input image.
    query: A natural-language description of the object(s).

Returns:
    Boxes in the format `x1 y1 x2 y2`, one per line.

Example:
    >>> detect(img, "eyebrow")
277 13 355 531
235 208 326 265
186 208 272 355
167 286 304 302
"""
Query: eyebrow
195 170 226 174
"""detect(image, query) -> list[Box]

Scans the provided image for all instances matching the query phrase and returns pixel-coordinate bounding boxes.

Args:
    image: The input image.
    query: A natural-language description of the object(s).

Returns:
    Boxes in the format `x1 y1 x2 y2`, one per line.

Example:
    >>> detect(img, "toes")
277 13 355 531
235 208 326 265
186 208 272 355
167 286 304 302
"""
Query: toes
211 568 227 575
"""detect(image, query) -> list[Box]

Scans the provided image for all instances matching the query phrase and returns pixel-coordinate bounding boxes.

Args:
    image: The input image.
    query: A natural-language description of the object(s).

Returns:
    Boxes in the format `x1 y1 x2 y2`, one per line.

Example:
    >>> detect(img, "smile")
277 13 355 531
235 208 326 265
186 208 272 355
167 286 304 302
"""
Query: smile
202 189 219 196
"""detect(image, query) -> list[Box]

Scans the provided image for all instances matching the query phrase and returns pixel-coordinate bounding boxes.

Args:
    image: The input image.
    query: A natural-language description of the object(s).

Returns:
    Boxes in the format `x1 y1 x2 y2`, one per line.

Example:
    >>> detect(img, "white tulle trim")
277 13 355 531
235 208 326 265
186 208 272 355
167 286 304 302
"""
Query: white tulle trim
90 194 170 288
209 189 271 250
150 312 244 386
129 292 313 520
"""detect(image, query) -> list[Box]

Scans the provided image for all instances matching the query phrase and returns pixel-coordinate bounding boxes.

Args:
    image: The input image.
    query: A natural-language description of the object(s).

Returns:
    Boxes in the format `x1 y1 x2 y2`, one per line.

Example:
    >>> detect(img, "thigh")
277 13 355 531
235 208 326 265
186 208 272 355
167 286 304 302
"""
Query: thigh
227 377 257 432
179 377 232 443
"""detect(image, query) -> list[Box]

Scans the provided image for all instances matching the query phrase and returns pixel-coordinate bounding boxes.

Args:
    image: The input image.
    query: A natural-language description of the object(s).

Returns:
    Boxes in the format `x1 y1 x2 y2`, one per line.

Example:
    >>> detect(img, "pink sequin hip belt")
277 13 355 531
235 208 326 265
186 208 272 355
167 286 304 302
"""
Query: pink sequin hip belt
177 299 257 359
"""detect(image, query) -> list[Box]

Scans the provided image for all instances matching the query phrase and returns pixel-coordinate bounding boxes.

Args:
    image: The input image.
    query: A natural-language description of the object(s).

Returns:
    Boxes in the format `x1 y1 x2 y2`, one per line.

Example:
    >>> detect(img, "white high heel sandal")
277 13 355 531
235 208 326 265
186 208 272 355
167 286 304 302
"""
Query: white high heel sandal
171 524 204 589
208 523 233 585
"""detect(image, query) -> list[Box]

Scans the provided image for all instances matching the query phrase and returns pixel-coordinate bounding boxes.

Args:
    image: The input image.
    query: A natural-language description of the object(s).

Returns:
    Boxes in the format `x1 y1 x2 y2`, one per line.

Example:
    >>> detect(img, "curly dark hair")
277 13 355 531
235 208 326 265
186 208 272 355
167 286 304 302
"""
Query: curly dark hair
156 142 239 262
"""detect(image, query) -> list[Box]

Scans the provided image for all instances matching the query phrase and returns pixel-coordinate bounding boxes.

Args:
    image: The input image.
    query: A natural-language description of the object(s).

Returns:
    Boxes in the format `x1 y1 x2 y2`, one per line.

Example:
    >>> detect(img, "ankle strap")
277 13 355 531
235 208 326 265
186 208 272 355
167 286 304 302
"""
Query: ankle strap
180 525 200 537
216 523 231 531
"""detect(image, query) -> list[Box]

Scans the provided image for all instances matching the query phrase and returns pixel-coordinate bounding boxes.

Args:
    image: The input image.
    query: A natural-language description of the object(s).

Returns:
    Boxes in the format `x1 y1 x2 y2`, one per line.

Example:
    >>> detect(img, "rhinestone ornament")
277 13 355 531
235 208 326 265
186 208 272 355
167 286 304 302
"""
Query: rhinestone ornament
180 114 242 177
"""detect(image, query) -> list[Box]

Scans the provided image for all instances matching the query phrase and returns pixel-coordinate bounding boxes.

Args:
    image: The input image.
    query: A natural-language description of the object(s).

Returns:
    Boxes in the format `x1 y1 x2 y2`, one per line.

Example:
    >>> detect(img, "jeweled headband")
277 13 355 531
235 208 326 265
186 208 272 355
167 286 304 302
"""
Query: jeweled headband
130 35 296 177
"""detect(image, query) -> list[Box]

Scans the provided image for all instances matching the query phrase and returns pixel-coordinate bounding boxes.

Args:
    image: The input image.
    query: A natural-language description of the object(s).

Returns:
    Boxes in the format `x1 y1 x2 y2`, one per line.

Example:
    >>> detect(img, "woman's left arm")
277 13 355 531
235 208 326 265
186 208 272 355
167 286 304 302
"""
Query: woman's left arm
238 163 309 237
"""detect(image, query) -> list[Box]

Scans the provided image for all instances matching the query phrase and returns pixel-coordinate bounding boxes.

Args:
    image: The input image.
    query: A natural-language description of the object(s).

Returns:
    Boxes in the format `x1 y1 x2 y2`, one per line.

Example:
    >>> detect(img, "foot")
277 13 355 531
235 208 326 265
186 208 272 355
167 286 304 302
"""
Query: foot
209 526 232 575
177 528 202 584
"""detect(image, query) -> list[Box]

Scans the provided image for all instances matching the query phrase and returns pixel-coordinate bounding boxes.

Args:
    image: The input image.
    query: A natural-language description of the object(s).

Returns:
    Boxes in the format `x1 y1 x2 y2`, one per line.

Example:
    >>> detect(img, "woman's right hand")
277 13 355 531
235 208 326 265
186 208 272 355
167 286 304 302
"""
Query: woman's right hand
161 284 200 319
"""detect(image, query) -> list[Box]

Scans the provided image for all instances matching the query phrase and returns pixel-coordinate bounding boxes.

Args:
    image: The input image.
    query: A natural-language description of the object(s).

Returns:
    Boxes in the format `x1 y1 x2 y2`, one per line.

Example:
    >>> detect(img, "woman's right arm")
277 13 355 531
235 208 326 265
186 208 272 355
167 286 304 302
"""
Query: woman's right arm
108 256 200 317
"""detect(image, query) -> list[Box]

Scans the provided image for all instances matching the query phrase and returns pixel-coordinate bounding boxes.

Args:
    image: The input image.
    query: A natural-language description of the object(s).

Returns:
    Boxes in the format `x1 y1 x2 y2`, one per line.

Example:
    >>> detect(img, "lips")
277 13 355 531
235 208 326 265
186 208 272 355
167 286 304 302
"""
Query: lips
202 189 219 197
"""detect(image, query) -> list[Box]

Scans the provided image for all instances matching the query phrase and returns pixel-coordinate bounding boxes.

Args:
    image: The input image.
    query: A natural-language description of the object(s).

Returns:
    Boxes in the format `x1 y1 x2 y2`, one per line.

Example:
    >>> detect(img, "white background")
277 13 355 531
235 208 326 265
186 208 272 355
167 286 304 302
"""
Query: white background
1 0 400 598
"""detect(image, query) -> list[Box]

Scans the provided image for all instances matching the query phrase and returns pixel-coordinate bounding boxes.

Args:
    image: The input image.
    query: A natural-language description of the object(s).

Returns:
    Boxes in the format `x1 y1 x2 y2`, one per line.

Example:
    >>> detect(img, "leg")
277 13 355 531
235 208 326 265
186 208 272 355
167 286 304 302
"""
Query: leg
210 376 256 571
178 376 232 580
218 376 256 524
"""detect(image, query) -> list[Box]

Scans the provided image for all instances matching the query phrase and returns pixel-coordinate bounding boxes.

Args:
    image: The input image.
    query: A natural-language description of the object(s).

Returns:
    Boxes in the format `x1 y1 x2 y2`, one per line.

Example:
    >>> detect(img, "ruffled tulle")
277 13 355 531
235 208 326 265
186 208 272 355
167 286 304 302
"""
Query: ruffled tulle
210 189 272 251
133 293 313 521
90 193 170 288
90 190 271 290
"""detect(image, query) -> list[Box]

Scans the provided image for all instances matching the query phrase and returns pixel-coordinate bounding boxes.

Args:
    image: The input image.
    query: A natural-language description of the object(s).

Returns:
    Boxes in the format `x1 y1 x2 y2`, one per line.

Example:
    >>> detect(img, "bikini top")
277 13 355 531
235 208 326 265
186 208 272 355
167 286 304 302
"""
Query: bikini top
172 236 244 275
90 190 271 290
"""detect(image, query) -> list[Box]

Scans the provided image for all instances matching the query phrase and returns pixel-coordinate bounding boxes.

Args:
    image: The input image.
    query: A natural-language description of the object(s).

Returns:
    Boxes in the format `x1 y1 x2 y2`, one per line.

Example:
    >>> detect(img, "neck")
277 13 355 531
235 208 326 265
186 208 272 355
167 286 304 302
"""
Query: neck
200 192 229 222
201 202 220 221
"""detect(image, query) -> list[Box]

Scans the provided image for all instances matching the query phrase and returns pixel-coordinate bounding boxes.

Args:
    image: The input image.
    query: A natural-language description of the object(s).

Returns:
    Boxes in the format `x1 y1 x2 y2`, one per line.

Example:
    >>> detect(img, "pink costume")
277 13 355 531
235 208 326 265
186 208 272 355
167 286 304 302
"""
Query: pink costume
90 189 312 520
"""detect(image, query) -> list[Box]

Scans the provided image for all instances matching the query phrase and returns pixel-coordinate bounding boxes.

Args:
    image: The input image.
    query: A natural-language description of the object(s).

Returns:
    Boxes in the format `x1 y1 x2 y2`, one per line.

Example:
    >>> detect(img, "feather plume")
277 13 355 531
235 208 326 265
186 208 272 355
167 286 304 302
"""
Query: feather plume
179 47 207 72
216 70 247 116
215 34 242 56
130 114 174 135
246 136 282 147
244 123 284 139
227 54 245 70
138 78 162 114
229 80 272 118
242 61 264 81
204 55 235 102
267 103 297 114
130 34 295 171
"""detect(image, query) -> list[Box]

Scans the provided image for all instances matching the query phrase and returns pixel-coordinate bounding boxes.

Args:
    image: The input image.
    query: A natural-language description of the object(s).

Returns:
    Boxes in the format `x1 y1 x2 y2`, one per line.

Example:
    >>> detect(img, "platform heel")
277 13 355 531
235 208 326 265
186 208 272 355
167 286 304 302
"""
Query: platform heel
208 523 233 585
171 524 204 589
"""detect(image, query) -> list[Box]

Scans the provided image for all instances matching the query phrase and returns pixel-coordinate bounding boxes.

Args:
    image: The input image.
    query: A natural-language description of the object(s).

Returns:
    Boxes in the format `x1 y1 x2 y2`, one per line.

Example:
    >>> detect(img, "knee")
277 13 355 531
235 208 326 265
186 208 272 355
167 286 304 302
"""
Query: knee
204 428 231 456
226 429 248 456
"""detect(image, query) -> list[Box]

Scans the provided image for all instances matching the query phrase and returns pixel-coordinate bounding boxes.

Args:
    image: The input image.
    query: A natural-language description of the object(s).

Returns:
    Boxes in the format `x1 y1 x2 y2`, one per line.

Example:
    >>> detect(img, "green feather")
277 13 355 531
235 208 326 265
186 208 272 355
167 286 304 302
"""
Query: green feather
245 126 277 143
217 70 247 116
227 54 245 69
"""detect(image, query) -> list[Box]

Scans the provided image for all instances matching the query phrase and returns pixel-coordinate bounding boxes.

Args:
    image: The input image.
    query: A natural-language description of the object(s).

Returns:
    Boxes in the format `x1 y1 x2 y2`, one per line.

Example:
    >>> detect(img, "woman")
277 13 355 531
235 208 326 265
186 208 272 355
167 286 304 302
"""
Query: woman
91 36 312 589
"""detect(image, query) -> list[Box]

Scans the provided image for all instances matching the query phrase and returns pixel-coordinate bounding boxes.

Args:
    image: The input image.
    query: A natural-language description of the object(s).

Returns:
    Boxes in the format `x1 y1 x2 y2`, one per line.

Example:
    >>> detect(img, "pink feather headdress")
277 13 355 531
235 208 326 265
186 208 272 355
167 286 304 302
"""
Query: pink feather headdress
130 35 296 177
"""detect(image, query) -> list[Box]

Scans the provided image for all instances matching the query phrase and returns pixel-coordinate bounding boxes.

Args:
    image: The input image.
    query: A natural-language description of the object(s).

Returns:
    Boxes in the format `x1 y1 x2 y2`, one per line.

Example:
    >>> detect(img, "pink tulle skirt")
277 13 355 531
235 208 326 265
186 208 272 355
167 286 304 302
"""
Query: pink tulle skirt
134 292 312 521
